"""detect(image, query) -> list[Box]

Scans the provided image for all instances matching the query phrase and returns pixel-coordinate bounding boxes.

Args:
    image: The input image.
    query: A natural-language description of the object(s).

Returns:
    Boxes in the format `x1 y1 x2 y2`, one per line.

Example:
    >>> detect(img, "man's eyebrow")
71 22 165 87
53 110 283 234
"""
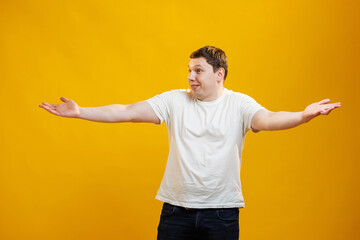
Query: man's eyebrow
188 64 204 68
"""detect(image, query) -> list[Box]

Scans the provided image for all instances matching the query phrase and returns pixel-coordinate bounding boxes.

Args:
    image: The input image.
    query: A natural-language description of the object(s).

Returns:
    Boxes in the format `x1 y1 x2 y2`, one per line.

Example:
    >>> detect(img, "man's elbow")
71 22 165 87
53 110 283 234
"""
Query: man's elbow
127 110 143 123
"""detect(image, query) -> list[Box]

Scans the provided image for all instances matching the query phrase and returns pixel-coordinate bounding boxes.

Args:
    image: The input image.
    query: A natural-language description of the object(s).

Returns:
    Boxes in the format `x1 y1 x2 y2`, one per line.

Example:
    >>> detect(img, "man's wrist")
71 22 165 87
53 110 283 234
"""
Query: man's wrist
77 107 84 119
301 111 313 123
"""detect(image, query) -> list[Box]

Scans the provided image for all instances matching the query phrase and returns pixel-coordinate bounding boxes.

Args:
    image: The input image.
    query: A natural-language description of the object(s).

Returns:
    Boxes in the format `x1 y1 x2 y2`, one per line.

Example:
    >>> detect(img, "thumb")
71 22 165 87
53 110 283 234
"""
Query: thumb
318 99 330 104
60 97 70 103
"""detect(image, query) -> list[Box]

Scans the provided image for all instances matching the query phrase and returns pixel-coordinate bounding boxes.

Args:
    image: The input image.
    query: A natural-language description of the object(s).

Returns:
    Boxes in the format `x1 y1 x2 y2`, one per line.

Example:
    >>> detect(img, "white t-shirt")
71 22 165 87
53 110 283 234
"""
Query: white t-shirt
146 88 265 208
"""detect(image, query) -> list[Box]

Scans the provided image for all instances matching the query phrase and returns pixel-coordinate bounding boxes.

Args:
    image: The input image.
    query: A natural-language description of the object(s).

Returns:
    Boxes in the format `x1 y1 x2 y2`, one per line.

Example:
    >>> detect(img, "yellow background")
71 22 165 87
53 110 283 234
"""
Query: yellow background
1 0 359 239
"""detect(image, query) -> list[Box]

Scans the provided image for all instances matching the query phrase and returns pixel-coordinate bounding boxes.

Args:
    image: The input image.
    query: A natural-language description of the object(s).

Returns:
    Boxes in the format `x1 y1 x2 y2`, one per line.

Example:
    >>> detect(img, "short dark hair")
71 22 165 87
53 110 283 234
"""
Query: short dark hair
190 46 228 81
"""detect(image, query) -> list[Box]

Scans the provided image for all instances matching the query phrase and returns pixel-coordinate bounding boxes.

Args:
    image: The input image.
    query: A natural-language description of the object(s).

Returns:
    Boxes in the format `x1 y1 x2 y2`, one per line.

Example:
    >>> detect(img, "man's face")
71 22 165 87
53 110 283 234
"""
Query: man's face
188 57 223 101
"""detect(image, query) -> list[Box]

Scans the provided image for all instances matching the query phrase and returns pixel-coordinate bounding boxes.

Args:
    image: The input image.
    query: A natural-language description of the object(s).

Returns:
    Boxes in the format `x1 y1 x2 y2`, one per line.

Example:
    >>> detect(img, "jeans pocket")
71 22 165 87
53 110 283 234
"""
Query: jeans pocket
161 203 176 217
216 208 239 221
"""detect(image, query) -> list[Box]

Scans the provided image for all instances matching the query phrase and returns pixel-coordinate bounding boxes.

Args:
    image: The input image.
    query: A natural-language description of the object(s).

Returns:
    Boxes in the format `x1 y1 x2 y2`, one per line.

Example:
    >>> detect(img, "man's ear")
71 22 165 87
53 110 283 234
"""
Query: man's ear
216 68 225 82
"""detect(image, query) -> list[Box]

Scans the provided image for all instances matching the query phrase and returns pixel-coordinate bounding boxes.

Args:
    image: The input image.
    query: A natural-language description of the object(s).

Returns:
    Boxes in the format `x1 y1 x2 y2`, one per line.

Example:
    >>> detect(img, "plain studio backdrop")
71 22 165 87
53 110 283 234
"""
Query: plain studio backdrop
0 0 359 239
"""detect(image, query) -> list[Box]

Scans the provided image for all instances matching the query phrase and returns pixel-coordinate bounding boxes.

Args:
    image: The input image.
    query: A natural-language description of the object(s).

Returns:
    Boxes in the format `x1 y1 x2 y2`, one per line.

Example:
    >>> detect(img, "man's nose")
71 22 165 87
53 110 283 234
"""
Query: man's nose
188 71 195 81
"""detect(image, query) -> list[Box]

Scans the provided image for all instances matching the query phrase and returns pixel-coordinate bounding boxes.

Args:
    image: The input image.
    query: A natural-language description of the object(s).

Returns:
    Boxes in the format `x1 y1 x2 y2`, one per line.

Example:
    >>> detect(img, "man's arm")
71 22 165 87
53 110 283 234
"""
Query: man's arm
39 97 160 124
251 99 341 131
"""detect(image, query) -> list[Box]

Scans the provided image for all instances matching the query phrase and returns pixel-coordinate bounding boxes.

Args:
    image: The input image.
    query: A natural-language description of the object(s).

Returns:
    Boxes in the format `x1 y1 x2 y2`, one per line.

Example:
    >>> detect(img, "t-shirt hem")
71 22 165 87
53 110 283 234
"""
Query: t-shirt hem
155 195 245 209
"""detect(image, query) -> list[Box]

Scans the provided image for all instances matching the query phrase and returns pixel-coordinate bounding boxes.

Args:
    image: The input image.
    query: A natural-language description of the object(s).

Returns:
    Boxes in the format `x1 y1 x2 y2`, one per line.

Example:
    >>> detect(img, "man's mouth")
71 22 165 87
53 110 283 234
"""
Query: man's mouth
190 85 200 90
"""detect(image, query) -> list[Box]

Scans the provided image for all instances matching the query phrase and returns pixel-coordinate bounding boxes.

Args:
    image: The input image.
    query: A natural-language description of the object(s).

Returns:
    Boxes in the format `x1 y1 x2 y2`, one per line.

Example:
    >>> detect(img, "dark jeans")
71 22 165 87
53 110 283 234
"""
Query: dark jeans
157 202 239 240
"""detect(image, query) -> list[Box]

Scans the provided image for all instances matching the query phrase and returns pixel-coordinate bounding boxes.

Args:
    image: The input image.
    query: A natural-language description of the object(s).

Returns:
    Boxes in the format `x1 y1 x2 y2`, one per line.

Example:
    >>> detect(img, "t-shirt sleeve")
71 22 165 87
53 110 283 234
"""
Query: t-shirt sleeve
240 94 266 134
145 90 173 124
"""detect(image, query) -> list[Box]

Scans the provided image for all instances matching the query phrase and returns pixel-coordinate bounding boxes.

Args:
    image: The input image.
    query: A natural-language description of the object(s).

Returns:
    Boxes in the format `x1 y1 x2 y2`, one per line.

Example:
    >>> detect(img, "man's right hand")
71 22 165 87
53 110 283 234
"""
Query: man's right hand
39 97 80 118
39 98 160 123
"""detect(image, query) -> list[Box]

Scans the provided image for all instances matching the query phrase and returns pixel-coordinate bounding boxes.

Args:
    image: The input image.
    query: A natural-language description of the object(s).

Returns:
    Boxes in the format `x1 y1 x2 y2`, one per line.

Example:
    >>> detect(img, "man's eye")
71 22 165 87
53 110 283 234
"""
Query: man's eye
196 69 202 73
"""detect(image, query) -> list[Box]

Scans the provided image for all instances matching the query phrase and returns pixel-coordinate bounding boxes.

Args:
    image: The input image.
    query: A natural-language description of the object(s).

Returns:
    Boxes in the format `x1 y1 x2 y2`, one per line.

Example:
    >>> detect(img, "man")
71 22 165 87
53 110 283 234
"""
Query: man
39 46 341 240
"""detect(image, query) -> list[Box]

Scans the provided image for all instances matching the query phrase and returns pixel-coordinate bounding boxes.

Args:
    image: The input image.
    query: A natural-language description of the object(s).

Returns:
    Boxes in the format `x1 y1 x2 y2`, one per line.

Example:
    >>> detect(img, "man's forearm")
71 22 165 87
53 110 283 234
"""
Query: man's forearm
78 104 131 123
265 111 307 131
253 99 341 131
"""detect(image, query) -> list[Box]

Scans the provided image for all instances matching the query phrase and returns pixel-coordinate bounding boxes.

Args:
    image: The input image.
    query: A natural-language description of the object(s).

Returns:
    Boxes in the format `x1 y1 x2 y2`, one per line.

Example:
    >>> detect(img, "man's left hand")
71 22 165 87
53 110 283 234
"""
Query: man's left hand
302 99 341 123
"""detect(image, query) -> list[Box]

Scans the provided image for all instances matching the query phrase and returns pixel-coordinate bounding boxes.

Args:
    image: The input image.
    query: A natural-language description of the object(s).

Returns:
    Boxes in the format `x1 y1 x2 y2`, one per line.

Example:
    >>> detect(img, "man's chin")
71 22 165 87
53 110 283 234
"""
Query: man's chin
192 91 203 100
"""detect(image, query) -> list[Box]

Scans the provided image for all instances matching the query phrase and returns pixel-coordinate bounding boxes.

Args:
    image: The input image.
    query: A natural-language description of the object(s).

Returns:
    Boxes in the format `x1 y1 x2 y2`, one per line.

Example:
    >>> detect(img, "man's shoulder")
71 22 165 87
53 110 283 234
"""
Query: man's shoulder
170 89 192 94
224 88 254 100
162 89 194 99
148 89 193 105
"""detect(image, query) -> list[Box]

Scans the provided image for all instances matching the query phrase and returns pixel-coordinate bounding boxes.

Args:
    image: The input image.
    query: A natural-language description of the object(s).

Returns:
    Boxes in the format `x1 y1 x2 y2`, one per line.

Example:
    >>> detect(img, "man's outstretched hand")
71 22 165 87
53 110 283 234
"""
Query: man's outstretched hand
39 97 80 118
302 99 341 123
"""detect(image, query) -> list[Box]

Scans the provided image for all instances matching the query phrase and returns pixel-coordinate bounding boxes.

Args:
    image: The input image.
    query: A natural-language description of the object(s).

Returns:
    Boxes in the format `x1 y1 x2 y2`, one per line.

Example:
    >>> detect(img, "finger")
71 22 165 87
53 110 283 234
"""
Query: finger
318 99 330 104
39 105 59 115
60 97 70 103
39 104 53 111
320 105 338 115
42 102 55 109
42 102 51 106
326 103 341 109
320 109 331 115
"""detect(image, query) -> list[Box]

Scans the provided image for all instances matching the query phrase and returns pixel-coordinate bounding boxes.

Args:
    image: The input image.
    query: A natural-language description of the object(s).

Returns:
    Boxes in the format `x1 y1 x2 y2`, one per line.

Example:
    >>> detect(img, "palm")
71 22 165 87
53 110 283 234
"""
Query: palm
302 99 341 122
39 97 80 118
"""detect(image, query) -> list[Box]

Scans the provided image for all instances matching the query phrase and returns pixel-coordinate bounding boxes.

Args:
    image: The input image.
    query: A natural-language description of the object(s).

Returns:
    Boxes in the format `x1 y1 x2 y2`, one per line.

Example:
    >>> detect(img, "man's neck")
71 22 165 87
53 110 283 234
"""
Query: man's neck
198 86 224 102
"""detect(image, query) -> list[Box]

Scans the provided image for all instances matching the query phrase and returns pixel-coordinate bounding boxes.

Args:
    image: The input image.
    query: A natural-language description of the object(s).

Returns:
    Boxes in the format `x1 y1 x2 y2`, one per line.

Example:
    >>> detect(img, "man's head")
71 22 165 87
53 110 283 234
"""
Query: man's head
188 46 228 101
190 46 228 81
